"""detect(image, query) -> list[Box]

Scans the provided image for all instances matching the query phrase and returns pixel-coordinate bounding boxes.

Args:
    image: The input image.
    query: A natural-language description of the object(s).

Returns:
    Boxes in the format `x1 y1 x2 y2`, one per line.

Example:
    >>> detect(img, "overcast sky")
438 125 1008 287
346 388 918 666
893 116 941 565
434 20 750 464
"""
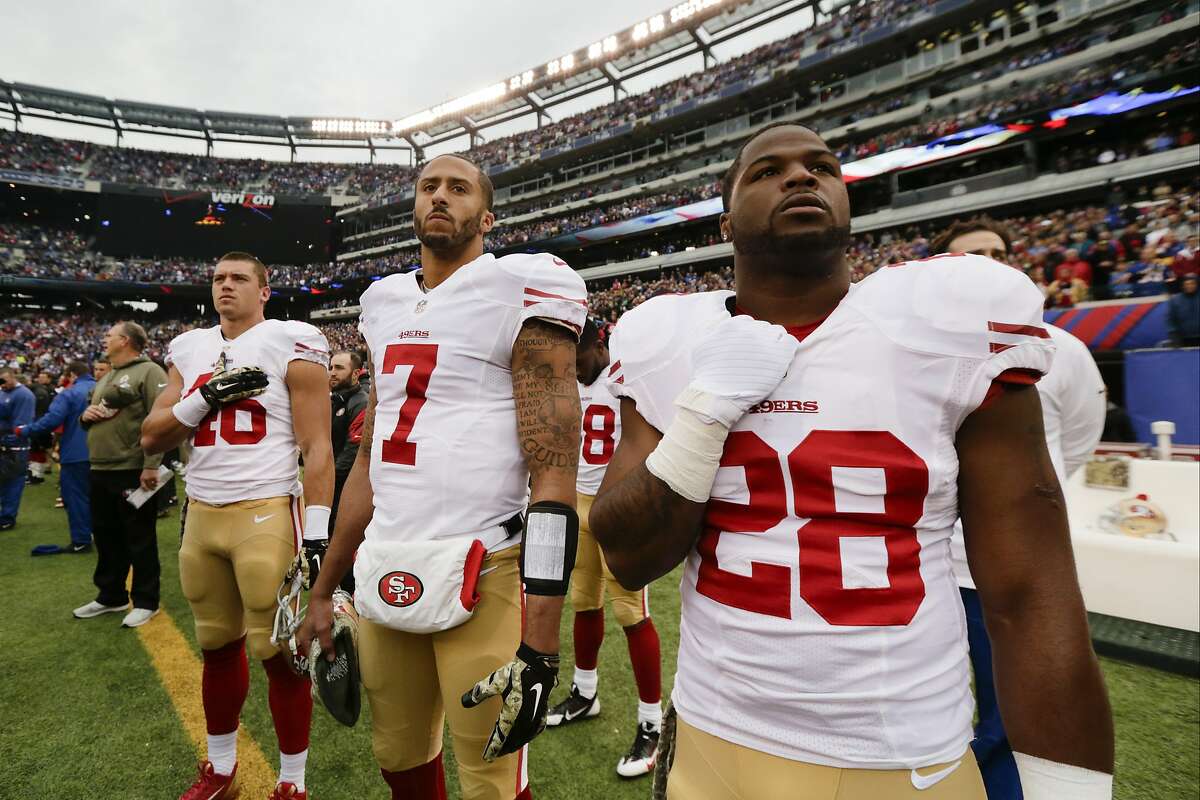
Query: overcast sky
2 1 805 160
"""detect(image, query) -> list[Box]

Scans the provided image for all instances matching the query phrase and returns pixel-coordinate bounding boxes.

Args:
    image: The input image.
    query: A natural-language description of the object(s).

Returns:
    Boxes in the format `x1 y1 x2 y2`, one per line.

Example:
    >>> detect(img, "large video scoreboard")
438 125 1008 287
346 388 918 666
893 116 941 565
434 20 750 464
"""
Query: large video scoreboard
95 186 334 264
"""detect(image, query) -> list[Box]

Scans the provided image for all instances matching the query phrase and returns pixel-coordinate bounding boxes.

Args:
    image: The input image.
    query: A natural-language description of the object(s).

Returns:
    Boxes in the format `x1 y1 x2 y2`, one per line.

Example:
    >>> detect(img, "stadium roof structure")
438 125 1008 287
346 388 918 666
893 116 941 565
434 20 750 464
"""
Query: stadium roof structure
1 0 829 159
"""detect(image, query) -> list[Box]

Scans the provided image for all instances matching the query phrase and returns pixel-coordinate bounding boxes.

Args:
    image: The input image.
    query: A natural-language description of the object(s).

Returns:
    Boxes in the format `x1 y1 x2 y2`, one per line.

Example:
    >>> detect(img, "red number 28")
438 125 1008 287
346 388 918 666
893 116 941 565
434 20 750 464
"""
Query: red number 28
379 343 439 466
697 430 928 627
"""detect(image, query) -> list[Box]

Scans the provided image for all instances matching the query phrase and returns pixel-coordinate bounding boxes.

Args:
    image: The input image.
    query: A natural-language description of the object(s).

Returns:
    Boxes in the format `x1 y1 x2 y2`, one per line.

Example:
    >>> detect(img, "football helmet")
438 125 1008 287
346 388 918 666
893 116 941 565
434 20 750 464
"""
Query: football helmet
309 589 361 727
1099 493 1173 541
271 554 309 674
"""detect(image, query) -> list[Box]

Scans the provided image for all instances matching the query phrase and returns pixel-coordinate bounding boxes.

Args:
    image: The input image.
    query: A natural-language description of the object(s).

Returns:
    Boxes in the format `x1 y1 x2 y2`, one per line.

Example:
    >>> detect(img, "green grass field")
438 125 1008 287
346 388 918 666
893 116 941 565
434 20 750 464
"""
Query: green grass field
0 477 1196 799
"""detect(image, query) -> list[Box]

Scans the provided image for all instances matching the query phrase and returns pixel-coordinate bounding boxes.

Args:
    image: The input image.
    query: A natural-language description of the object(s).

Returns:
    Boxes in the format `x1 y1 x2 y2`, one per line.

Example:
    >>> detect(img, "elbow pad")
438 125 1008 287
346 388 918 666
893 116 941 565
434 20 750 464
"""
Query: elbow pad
520 501 579 597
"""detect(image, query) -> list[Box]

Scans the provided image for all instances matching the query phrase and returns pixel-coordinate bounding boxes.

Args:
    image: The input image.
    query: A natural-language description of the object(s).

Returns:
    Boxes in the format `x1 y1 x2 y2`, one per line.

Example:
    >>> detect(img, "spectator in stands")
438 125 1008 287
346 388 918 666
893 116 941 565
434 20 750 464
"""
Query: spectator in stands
1167 274 1200 347
0 367 35 531
1112 246 1171 297
1058 248 1092 287
17 361 95 554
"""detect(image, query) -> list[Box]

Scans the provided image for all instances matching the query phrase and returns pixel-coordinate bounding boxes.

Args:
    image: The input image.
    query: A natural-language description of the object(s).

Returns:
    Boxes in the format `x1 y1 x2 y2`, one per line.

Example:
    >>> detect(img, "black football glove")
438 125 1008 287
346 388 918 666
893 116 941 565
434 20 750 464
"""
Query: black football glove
303 538 327 590
199 366 269 407
461 642 559 762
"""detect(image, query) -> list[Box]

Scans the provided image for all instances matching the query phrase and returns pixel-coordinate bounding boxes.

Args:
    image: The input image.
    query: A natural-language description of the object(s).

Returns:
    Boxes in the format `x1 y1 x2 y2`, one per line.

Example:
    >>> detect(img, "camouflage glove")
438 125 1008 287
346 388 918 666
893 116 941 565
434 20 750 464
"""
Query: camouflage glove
200 366 269 407
461 642 559 761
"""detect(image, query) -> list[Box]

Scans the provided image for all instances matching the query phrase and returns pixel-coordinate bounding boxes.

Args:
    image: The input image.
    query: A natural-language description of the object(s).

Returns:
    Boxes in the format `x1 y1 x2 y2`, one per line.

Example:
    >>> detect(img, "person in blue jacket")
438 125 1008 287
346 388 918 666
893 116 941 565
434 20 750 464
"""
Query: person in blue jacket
15 362 96 551
0 367 36 531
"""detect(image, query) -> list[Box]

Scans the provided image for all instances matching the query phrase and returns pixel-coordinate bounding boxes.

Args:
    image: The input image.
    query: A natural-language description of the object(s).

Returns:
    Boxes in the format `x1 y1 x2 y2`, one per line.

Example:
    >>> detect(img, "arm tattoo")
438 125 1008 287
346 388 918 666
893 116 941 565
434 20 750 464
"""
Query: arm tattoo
513 320 580 483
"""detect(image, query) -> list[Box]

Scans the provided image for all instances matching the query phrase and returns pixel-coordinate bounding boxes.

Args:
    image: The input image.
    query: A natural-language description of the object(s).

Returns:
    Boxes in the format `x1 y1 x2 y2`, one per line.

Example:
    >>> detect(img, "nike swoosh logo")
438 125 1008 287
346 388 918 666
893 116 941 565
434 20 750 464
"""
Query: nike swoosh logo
911 760 962 790
479 565 500 577
254 514 275 524
157 383 168 388
563 703 589 721
529 681 543 713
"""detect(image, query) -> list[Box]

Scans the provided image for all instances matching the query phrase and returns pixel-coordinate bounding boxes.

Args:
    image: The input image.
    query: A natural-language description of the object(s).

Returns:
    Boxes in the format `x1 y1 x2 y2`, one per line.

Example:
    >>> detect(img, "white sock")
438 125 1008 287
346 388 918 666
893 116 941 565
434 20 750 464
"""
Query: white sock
279 749 308 790
207 731 238 776
638 700 662 730
573 667 598 699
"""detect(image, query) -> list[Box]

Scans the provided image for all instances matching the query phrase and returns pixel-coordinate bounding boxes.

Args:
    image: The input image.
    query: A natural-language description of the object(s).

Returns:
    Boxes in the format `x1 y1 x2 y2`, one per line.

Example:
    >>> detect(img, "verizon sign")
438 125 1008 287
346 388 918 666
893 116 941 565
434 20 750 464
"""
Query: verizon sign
211 191 275 209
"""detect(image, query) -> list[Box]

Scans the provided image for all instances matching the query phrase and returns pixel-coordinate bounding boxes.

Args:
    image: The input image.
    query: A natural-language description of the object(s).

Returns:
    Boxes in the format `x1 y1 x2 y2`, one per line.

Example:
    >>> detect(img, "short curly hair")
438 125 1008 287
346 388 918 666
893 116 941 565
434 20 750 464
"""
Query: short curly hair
930 216 1014 256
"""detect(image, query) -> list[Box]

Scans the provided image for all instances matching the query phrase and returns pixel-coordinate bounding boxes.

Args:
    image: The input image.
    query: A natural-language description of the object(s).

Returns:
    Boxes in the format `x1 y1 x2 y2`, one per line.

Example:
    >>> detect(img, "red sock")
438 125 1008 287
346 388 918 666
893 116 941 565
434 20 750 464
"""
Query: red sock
624 619 662 704
201 637 249 735
381 754 447 800
573 608 605 671
262 654 312 754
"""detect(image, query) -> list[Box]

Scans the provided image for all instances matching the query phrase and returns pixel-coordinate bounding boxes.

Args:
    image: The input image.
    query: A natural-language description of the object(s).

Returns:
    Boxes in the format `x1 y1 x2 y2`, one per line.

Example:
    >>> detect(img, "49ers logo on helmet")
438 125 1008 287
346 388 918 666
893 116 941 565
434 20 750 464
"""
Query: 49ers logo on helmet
379 571 424 607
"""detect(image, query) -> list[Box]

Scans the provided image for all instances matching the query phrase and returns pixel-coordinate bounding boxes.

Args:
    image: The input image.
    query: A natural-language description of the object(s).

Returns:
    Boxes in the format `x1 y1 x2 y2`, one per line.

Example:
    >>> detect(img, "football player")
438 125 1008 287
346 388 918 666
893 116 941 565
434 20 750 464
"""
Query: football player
590 122 1114 800
545 317 663 778
298 154 586 800
142 251 334 800
933 217 1107 800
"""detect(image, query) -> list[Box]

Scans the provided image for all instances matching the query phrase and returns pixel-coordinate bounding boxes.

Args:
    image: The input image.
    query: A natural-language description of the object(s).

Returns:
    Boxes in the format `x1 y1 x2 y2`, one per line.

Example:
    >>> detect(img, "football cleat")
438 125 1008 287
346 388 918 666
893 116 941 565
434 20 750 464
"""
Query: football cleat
270 554 309 675
617 722 661 778
546 684 600 727
269 782 306 799
179 760 239 800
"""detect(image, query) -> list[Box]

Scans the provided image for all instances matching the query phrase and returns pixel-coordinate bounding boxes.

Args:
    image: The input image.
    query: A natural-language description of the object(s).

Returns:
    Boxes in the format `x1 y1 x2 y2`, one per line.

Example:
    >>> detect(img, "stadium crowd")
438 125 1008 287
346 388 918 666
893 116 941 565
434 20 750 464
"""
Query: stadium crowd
343 35 1197 251
11 172 1195 371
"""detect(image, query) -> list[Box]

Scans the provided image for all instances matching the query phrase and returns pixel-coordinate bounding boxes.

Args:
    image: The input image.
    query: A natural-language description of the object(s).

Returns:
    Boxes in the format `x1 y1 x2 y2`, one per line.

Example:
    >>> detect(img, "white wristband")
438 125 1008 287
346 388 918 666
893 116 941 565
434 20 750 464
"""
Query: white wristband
644 401 732 503
1014 752 1113 800
303 505 331 542
172 390 212 429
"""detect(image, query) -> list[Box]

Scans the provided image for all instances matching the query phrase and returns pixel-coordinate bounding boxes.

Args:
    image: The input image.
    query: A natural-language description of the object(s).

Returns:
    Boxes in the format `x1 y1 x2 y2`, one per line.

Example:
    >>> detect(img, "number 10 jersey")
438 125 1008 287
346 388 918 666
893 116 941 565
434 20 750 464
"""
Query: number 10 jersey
607 255 1054 770
357 252 588 545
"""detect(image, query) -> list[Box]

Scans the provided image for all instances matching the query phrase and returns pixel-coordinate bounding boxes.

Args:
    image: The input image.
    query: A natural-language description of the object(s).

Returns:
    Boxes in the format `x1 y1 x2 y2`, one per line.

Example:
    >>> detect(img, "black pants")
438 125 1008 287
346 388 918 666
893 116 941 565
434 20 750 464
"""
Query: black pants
91 469 160 610
330 470 355 593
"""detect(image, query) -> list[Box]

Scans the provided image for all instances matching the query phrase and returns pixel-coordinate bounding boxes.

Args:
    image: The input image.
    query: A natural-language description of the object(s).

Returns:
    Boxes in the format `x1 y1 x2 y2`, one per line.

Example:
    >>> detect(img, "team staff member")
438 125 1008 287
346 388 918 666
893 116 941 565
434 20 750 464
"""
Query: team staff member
73 322 167 628
0 367 35 530
15 361 97 553
27 370 55 484
329 350 368 516
934 218 1107 800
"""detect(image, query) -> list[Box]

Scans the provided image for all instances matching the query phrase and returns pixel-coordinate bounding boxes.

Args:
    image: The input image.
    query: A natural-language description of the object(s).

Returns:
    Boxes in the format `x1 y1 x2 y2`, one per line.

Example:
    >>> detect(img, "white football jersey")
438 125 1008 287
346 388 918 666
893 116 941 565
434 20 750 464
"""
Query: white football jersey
950 322 1105 589
167 319 330 505
608 254 1054 770
357 252 588 546
577 371 622 496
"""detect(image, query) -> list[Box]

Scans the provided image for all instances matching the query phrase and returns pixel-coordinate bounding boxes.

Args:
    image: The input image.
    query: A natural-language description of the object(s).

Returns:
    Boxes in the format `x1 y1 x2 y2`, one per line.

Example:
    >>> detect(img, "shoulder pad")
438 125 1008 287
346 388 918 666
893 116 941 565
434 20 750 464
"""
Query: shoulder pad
849 254 1049 360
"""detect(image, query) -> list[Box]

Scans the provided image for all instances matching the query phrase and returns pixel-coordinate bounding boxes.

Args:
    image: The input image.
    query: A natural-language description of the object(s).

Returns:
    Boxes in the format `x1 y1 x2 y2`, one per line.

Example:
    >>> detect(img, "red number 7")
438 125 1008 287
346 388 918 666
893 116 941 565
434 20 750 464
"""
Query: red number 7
380 343 439 466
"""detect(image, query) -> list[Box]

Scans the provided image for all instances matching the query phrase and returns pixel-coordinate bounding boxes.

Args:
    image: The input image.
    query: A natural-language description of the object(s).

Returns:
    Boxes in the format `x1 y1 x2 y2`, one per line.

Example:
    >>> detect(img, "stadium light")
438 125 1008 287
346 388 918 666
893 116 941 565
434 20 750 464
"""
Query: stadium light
385 0 732 135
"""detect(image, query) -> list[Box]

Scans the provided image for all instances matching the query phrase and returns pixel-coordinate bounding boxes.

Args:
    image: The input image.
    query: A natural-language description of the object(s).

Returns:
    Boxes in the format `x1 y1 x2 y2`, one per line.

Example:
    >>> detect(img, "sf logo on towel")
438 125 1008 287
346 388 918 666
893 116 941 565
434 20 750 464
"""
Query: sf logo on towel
379 571 424 607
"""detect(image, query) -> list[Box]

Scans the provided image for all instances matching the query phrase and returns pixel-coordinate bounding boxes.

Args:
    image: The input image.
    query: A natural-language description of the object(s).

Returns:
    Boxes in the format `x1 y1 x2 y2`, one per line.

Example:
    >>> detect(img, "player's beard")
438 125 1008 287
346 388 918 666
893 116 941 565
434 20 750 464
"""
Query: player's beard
415 211 484 254
731 218 852 277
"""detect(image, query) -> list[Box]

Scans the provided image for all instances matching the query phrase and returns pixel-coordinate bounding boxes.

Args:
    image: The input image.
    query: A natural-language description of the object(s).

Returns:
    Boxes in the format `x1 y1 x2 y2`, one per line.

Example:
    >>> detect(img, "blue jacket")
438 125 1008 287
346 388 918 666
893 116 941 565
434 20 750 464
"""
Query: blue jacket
25 375 95 464
1167 291 1200 342
0 383 35 448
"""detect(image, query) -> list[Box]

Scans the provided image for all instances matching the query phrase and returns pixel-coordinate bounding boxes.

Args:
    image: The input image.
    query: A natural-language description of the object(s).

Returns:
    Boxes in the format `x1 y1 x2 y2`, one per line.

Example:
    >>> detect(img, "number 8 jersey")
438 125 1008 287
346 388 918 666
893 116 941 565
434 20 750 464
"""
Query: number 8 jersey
607 255 1054 770
167 319 331 505
357 252 588 545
